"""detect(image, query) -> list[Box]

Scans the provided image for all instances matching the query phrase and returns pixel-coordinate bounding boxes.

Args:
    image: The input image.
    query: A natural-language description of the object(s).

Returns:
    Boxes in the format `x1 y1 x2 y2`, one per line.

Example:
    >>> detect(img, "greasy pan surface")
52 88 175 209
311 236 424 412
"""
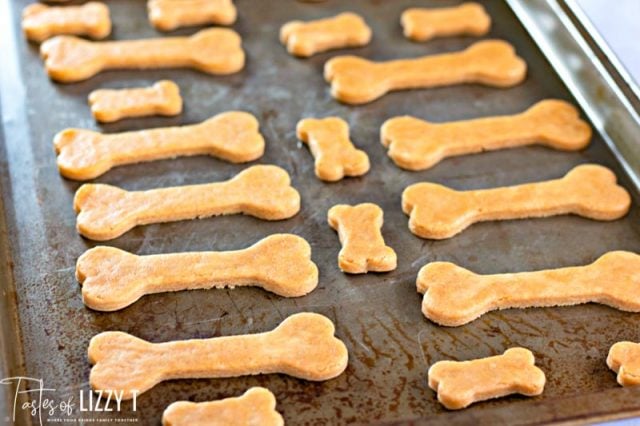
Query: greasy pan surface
1 0 640 424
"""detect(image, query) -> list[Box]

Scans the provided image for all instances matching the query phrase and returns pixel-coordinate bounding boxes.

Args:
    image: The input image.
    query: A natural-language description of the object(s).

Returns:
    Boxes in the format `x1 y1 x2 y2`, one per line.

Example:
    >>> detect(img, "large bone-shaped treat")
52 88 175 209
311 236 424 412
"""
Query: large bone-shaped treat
428 348 546 409
381 100 592 170
22 2 111 43
55 111 264 180
324 40 526 104
77 234 319 311
607 342 640 387
149 0 237 31
403 164 630 239
328 203 397 274
401 3 491 42
296 117 370 181
74 165 301 241
280 12 372 58
88 312 349 399
88 80 182 123
40 28 244 83
162 387 283 426
417 251 640 326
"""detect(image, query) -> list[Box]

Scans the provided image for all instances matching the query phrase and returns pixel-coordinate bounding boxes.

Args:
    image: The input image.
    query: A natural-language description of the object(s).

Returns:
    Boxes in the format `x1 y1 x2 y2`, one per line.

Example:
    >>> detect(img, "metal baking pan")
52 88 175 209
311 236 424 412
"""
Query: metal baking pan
1 0 640 424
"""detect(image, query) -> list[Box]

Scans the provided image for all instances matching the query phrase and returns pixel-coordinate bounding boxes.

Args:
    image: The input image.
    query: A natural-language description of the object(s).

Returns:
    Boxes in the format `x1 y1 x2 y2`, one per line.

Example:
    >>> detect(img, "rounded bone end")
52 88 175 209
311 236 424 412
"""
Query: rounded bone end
526 99 592 150
190 28 245 74
465 39 527 87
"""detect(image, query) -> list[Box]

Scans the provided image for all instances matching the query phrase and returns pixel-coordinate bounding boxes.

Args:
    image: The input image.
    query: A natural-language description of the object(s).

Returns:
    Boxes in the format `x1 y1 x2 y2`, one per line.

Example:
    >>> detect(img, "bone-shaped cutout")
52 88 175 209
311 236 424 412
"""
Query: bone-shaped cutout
381 99 592 171
77 234 318 311
55 111 264 181
417 251 640 326
428 348 545 410
88 312 349 399
328 203 397 274
22 2 111 43
280 12 372 58
607 342 640 387
88 80 182 123
324 39 526 104
148 0 237 31
40 28 244 83
296 117 370 181
401 2 491 42
162 387 283 426
403 164 630 240
74 165 301 241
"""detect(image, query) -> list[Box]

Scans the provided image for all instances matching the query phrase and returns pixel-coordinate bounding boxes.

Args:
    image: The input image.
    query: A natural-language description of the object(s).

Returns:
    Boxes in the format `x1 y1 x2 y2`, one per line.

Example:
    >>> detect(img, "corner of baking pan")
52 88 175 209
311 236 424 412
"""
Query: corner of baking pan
506 0 640 194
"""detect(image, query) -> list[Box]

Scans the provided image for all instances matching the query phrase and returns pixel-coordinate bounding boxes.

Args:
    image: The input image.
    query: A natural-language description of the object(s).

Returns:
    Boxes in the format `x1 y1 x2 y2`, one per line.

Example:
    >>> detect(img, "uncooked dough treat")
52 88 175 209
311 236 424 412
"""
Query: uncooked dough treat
55 111 264 180
328 203 397 274
401 3 491 42
89 312 349 399
297 117 369 181
381 99 591 170
41 28 244 83
74 165 301 241
280 12 371 57
22 2 111 43
88 80 182 123
402 164 630 239
417 251 640 326
324 40 526 104
428 348 545 409
162 387 284 426
607 341 640 387
77 234 319 311
148 0 237 31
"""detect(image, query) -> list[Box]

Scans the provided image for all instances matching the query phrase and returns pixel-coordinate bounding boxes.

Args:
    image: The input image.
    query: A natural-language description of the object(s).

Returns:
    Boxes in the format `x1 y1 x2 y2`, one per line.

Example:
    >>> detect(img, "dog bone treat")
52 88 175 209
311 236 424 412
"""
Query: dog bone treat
88 80 182 123
40 28 244 83
381 100 591 170
162 387 284 426
74 165 300 241
417 251 640 326
149 0 237 31
607 342 640 386
401 3 491 42
328 203 396 274
77 234 319 311
296 117 369 181
428 348 546 409
22 2 111 43
324 39 526 104
403 164 630 239
55 111 263 180
280 12 371 57
89 312 349 399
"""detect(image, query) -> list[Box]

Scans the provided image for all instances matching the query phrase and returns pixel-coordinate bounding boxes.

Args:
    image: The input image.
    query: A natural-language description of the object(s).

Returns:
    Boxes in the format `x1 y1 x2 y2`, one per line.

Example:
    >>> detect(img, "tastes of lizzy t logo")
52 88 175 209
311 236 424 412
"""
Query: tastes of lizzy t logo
0 377 138 425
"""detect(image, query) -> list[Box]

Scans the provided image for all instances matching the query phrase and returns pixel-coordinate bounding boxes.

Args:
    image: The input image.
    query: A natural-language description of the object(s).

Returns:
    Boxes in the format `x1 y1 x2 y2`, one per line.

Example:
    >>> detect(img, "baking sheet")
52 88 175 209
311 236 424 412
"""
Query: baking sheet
2 0 640 424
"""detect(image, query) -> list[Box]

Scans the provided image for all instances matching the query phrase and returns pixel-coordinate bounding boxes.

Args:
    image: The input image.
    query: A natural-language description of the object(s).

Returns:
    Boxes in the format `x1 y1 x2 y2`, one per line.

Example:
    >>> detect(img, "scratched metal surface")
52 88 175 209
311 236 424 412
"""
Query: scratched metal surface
2 0 640 424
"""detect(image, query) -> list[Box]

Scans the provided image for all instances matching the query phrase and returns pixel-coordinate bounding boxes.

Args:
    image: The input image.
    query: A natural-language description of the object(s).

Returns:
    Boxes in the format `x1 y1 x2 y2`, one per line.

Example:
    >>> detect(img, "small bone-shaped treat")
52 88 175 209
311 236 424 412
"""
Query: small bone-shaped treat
162 387 284 426
40 28 244 83
22 2 111 43
428 348 546 409
328 203 397 274
417 251 640 326
403 164 630 240
149 0 237 31
324 40 526 104
88 80 182 123
74 165 300 241
89 312 349 399
280 12 372 58
381 99 591 171
607 342 640 386
401 3 491 42
296 117 370 181
77 234 319 311
55 111 263 180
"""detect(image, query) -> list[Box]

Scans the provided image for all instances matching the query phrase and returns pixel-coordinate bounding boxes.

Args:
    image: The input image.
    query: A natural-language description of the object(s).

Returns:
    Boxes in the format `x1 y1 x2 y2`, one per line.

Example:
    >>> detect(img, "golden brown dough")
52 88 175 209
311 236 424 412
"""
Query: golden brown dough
148 0 237 31
607 342 640 387
22 2 111 43
401 3 491 42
